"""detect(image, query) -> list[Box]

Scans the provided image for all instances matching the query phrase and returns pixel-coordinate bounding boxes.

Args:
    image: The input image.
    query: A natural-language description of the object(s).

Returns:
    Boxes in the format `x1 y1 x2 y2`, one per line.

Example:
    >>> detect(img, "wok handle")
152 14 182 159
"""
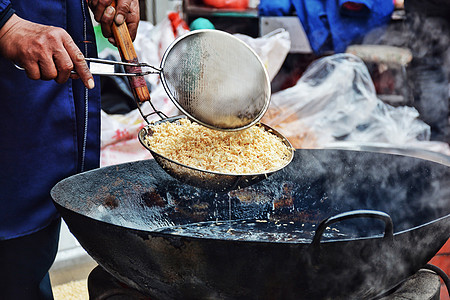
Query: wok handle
110 1 151 103
311 209 394 248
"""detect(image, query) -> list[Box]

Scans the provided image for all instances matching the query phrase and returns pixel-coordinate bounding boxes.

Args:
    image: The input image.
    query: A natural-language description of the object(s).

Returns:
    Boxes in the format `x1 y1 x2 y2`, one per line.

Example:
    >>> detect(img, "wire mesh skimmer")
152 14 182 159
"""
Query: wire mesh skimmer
96 29 272 131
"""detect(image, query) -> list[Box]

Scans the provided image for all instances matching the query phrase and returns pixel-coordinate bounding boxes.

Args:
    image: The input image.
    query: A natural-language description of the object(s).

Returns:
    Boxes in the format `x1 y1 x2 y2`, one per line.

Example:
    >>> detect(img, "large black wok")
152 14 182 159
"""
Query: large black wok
50 148 450 300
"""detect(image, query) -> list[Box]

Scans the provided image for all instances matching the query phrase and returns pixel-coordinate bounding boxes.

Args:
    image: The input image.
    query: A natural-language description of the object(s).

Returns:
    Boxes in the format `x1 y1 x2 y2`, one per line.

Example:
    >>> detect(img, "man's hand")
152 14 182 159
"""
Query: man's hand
0 15 95 89
88 0 140 45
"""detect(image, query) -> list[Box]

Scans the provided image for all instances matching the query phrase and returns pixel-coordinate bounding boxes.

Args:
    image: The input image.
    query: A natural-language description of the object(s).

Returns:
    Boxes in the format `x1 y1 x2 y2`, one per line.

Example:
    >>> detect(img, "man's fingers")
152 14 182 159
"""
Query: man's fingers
53 52 73 84
100 5 115 39
38 58 59 81
107 37 116 46
63 38 95 89
88 0 99 9
91 0 112 23
69 73 80 80
92 0 139 43
114 0 132 25
1 16 94 87
23 62 41 81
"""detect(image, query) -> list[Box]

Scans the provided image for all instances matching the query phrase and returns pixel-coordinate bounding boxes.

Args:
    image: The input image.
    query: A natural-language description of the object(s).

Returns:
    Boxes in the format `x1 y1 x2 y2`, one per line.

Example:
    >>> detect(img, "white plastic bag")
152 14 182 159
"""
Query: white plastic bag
234 29 291 81
264 53 433 148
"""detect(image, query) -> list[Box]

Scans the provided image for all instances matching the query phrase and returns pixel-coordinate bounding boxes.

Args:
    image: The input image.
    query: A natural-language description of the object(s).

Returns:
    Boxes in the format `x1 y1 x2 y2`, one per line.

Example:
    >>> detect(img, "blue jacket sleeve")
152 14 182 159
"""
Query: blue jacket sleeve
259 0 293 16
0 0 15 29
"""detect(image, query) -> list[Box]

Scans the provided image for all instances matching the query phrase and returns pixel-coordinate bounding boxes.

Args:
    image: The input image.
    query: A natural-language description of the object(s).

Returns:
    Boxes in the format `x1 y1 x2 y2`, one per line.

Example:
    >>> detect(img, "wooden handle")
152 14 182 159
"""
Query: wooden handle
111 3 150 102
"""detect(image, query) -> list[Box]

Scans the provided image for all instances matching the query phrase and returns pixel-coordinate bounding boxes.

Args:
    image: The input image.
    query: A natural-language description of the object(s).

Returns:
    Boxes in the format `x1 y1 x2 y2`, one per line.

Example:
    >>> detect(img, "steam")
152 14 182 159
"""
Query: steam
362 11 450 142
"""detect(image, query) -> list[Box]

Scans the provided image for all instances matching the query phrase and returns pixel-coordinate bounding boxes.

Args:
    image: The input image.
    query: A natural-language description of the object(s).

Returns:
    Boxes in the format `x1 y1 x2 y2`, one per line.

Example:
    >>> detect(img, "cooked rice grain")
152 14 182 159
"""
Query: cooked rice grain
144 118 292 174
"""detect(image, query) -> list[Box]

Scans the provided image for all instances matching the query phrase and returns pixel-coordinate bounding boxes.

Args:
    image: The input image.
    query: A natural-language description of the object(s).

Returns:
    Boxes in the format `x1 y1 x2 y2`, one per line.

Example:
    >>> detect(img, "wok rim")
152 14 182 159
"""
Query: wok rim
50 146 450 245
324 141 450 166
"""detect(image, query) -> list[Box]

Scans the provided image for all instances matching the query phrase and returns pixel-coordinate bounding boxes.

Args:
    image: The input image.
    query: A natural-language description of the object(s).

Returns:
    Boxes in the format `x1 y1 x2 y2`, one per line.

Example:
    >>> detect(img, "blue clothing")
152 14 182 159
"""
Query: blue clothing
0 218 61 299
259 0 293 16
0 0 101 239
323 0 393 53
259 0 394 54
0 3 14 27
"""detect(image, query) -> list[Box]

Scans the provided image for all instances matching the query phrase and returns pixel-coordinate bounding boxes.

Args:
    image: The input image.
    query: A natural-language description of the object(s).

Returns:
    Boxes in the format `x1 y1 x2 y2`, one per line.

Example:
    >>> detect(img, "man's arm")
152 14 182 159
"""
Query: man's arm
0 0 140 88
0 14 95 89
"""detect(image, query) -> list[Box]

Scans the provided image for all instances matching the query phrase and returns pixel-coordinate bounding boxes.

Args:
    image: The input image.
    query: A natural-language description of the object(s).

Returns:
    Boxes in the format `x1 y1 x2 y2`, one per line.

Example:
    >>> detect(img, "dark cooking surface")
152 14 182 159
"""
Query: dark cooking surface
51 149 450 299
54 149 450 237
87 265 442 300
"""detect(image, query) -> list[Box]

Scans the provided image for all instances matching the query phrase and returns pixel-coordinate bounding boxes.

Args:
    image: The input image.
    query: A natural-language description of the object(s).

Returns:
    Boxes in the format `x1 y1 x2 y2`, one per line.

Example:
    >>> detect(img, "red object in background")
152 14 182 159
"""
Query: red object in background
202 0 248 10
167 12 189 37
429 239 450 300
341 1 366 11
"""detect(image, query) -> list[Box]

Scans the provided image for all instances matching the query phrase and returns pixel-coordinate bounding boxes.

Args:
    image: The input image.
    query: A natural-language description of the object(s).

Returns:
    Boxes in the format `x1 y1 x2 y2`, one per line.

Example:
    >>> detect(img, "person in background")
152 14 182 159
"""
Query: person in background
0 0 140 298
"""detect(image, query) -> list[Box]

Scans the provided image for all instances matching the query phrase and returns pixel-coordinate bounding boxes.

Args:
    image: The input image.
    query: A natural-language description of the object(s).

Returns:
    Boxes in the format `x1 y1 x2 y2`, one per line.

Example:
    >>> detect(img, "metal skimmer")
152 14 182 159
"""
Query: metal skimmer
15 30 271 131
